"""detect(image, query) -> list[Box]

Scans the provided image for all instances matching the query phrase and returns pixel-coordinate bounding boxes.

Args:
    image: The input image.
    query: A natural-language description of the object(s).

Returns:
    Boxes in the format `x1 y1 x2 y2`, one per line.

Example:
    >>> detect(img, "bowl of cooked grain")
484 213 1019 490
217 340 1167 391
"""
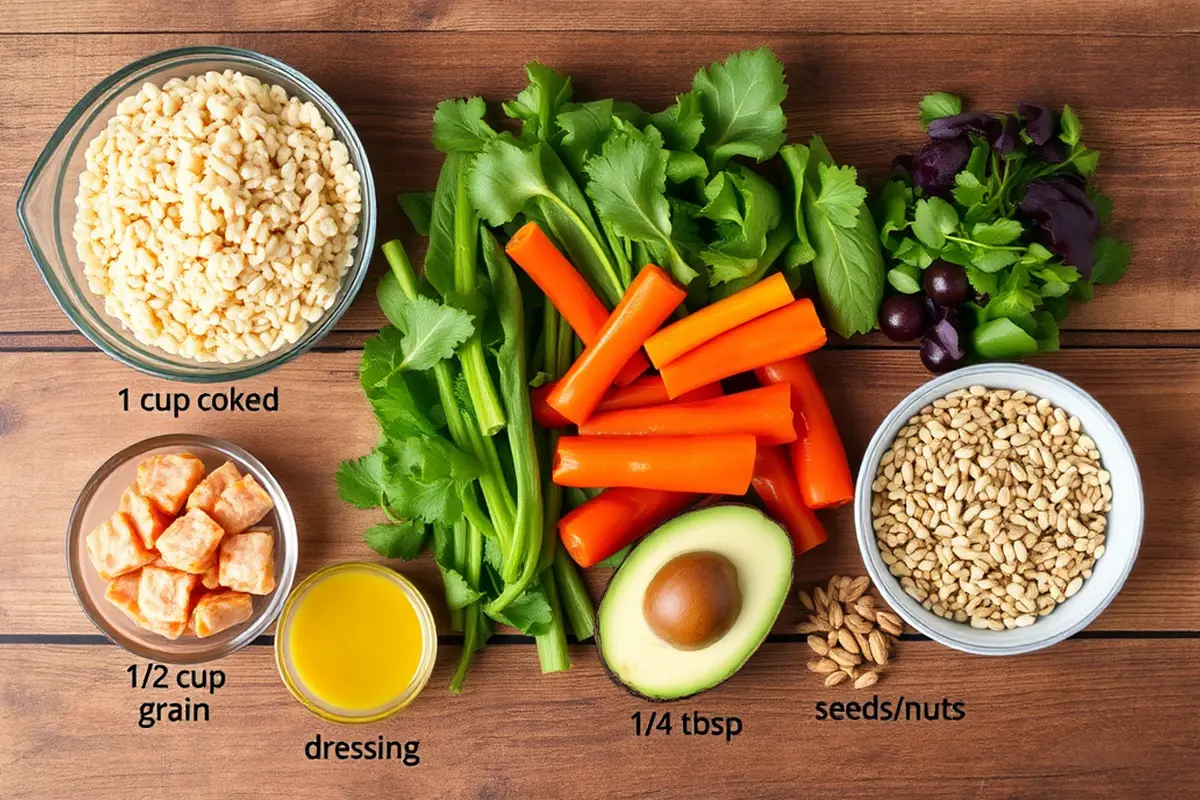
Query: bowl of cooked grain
854 363 1143 656
17 46 376 381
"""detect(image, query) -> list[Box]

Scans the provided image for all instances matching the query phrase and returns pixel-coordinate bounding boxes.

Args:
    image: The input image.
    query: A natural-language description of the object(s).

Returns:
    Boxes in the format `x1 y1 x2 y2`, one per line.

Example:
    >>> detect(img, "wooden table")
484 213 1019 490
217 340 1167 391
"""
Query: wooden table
2 2 1198 797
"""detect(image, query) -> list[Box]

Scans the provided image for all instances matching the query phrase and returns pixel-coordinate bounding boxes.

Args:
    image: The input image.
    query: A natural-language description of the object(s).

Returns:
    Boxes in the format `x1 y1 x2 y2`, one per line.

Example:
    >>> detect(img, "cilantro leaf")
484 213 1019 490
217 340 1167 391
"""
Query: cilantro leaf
780 144 816 266
442 569 483 610
1072 146 1099 177
381 436 481 526
557 99 617 173
486 582 553 635
971 249 1021 273
814 163 867 228
919 91 963 128
971 219 1024 246
1059 104 1082 147
432 97 496 153
665 150 708 183
693 47 788 168
392 293 475 372
468 137 550 226
584 125 697 285
1088 185 1114 224
365 521 428 560
913 197 957 250
360 329 441 438
700 167 782 285
1091 236 1131 285
952 171 986 209
502 62 573 141
335 451 386 509
650 91 705 152
397 191 433 236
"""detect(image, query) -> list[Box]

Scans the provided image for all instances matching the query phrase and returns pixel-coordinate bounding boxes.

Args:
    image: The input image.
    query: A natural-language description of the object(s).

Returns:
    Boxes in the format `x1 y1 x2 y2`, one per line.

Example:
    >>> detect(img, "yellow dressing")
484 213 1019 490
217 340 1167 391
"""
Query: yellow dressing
285 567 426 713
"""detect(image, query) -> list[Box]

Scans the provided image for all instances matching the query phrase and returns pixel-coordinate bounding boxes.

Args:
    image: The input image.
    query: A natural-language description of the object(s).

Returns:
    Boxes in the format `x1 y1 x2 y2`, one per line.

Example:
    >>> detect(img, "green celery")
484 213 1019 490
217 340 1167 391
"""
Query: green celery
553 545 595 641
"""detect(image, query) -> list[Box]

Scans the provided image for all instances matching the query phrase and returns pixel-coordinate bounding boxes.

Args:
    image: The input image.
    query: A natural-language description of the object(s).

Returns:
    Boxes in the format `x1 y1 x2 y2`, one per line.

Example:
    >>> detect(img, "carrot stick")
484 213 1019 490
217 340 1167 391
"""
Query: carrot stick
552 434 757 495
578 383 795 445
756 356 854 509
751 446 828 555
506 222 648 385
547 265 686 425
644 273 793 368
531 376 722 428
559 488 698 568
659 298 826 399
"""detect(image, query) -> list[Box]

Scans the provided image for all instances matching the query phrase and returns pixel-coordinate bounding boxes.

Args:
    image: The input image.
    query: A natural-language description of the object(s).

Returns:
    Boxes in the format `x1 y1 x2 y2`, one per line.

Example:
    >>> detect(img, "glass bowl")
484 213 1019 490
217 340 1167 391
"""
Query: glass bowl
275 562 438 723
854 363 1143 656
67 434 299 663
17 46 377 382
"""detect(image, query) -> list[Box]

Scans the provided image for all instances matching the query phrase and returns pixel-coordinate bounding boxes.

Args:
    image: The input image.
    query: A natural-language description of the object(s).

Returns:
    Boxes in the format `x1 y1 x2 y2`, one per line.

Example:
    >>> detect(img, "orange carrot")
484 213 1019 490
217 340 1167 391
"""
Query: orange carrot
644 273 793 368
579 383 795 445
659 298 826 399
506 222 648 385
547 265 686 425
531 376 722 428
751 446 828 555
553 434 757 495
756 356 854 509
559 488 698 568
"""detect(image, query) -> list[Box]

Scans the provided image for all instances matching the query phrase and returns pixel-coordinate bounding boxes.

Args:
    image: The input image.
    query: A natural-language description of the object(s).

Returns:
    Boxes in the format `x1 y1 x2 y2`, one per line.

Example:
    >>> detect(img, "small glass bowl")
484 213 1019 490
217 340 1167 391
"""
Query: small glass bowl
67 434 298 663
17 46 377 382
275 562 438 724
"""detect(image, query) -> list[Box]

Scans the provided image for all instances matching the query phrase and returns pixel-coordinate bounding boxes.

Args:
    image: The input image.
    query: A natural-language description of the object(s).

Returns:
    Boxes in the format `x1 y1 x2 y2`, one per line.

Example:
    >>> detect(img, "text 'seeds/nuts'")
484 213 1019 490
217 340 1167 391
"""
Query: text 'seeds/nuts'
870 386 1110 630
801 576 900 690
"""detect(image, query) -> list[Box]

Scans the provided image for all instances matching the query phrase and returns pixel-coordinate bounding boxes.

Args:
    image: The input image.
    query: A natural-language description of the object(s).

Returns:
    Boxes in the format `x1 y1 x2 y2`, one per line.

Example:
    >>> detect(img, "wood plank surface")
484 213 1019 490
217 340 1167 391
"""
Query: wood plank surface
3 0 1199 34
3 32 1198 333
1 641 1197 799
2 348 1194 635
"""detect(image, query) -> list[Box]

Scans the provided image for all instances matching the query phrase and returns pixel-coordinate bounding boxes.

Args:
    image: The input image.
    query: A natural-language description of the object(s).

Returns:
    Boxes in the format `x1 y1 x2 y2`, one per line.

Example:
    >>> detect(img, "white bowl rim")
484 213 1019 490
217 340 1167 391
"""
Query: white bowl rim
854 362 1144 656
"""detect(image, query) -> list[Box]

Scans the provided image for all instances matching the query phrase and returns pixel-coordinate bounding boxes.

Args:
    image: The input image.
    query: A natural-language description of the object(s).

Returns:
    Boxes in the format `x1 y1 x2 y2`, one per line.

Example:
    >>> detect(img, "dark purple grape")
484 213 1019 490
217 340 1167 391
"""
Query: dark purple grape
878 295 929 342
920 308 967 374
923 260 971 308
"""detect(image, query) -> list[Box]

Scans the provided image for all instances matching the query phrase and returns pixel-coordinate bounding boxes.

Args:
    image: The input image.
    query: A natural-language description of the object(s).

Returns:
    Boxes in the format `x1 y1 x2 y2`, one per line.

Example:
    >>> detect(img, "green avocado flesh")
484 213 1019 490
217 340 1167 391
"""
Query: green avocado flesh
597 504 793 700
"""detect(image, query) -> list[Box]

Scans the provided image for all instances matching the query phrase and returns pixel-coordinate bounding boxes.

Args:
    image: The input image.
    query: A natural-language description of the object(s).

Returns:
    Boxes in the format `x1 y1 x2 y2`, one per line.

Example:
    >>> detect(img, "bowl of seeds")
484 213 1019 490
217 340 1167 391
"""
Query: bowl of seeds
854 363 1143 655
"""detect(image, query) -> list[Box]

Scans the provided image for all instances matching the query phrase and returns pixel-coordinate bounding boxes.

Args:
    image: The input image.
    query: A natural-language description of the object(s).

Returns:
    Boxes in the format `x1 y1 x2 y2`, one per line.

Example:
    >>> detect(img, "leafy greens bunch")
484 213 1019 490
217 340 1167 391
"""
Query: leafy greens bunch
876 92 1130 371
408 47 883 340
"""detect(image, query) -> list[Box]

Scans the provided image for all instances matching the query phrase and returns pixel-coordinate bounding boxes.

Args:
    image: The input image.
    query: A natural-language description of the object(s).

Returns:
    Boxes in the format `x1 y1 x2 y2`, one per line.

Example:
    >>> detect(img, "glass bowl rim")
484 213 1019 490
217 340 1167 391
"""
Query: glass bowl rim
66 433 299 663
274 561 439 724
17 45 377 383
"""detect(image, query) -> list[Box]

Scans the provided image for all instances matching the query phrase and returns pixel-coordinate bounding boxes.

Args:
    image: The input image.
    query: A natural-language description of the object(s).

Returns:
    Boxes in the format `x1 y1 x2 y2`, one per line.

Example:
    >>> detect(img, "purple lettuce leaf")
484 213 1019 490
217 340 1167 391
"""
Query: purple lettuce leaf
911 136 971 195
1019 177 1100 277
1017 101 1057 146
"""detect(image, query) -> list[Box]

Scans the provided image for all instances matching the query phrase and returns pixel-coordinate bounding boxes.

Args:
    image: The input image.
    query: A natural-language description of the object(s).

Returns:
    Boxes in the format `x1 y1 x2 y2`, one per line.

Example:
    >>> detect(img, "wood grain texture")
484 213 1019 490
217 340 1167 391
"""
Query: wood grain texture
3 32 1198 332
1 641 1197 799
1 348 1193 635
3 0 1199 34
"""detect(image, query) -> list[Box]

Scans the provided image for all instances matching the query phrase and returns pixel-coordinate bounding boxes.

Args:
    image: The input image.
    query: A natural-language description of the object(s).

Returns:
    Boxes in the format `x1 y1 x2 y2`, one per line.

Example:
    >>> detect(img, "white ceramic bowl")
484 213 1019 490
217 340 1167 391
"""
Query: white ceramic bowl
854 363 1143 656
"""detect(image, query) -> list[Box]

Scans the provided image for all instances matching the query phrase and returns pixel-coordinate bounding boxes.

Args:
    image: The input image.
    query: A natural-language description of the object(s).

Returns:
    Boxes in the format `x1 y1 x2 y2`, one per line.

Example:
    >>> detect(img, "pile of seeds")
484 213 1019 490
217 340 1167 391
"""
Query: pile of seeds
801 575 903 690
870 385 1110 630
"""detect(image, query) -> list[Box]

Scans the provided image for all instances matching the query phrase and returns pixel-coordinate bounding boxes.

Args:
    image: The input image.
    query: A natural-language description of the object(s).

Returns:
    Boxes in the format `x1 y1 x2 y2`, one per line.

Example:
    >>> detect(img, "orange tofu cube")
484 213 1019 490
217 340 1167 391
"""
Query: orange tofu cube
104 570 144 622
200 560 221 590
218 529 276 595
141 617 186 640
190 591 254 638
211 474 275 535
155 508 226 574
137 452 206 515
118 485 173 548
86 513 156 580
138 565 198 623
186 461 242 516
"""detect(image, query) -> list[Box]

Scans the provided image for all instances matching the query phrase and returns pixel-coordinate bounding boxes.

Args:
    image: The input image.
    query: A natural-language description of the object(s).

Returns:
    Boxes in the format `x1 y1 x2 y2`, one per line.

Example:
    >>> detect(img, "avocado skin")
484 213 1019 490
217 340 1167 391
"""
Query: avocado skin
594 502 792 702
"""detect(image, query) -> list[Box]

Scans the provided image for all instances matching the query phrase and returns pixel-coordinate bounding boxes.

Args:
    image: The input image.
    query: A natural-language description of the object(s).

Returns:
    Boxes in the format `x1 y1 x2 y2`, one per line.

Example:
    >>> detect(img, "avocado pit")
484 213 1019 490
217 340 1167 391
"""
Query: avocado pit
642 551 742 650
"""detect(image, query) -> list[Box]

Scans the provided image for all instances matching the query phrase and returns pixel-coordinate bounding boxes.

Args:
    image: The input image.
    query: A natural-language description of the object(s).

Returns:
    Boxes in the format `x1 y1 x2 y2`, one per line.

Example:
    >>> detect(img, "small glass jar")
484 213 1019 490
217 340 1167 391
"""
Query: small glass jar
275 562 438 723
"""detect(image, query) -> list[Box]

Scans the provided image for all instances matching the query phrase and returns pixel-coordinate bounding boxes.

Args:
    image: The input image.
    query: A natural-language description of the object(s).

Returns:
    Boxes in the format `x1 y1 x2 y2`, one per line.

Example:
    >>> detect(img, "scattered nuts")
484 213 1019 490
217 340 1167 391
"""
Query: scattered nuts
800 575 900 690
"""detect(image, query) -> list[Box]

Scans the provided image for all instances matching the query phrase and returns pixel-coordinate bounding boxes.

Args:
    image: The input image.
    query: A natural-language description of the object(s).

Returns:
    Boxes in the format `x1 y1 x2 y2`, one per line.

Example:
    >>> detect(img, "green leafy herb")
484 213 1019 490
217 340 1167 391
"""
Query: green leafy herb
432 97 496 153
693 47 788 168
389 293 475 371
397 192 434 235
364 522 428 560
919 91 963 128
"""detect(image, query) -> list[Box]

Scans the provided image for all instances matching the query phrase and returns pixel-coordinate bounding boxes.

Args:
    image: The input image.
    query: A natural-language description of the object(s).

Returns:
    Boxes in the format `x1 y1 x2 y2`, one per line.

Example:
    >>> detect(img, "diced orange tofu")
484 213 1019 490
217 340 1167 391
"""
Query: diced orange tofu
190 591 254 638
138 565 198 623
211 474 274 534
118 485 173 548
218 529 276 595
141 617 186 640
186 461 242 516
155 508 226 574
86 513 156 580
104 570 144 622
200 560 221 590
137 452 206 515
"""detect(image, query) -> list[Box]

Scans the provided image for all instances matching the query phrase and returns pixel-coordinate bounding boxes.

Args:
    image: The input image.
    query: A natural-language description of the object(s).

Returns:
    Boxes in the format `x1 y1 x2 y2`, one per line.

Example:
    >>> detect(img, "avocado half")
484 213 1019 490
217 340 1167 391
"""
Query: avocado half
597 504 793 701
